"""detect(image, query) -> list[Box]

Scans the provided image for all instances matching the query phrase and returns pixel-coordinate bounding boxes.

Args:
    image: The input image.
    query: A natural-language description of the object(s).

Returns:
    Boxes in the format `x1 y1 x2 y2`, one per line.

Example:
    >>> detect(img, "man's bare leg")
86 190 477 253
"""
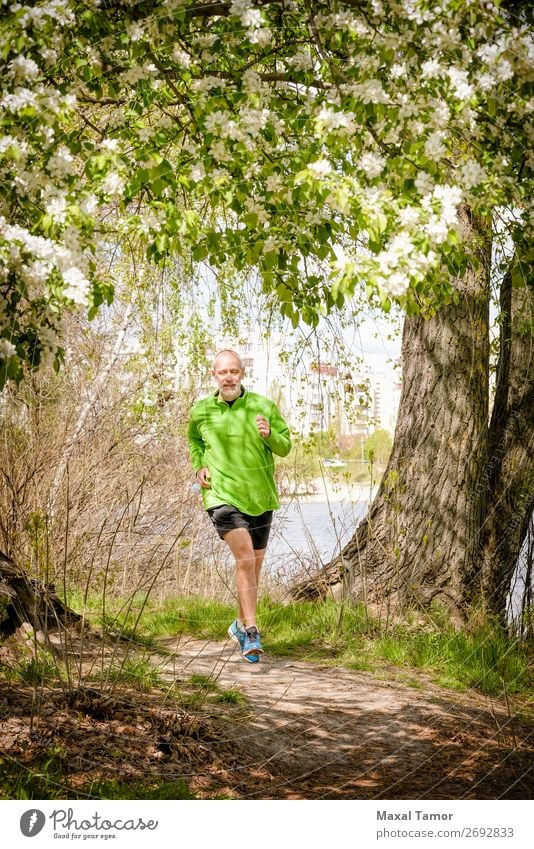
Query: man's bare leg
236 547 266 623
223 529 266 627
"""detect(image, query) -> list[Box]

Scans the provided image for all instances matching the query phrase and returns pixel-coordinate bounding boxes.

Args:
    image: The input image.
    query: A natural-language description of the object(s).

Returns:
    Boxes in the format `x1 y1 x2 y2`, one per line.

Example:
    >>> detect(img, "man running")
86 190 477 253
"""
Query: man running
187 349 291 662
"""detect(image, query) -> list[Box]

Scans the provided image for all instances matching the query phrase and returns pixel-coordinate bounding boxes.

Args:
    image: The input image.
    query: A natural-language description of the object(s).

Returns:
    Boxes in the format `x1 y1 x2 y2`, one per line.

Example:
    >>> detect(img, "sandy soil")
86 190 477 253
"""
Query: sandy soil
282 477 378 504
1 631 531 801
160 635 533 800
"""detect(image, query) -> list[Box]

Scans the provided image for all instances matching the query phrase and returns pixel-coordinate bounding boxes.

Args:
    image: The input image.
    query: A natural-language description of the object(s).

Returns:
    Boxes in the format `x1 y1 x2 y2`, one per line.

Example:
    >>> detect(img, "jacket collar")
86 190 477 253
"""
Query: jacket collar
214 386 247 406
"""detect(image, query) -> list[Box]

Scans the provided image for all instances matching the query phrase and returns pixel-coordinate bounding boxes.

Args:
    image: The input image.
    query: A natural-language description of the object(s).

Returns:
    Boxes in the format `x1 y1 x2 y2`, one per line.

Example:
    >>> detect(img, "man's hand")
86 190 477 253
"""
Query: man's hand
196 467 211 488
256 415 271 438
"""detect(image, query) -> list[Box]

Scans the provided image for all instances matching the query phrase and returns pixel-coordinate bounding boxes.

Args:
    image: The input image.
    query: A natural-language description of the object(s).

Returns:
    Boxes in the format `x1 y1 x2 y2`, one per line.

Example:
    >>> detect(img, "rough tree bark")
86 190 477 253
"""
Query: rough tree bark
294 214 533 622
0 550 80 636
477 269 534 618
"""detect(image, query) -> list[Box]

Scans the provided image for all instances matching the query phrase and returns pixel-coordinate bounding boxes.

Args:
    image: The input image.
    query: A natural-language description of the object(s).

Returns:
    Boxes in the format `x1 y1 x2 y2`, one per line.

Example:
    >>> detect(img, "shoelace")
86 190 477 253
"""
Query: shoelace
245 627 260 642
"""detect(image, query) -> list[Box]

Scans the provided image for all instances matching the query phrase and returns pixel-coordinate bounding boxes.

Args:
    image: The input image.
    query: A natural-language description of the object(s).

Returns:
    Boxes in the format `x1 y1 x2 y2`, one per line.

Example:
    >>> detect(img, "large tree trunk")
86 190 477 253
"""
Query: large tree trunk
477 267 534 619
294 218 534 623
294 211 491 620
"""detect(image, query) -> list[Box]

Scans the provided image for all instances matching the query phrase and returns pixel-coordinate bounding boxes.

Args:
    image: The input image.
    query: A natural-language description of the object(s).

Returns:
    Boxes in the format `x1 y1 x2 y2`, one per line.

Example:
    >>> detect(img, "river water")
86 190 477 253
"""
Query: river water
264 498 369 579
266 498 531 626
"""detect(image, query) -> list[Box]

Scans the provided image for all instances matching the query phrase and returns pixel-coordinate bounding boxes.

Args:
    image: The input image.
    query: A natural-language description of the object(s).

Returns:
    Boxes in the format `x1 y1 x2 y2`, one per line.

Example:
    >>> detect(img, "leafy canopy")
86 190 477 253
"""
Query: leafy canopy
0 0 531 386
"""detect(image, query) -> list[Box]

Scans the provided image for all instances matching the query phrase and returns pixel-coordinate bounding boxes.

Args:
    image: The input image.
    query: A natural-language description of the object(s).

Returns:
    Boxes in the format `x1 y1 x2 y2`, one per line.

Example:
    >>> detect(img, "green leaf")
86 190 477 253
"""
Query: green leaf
155 233 169 253
192 243 208 261
511 262 530 288
276 283 293 302
263 250 277 270
243 213 258 229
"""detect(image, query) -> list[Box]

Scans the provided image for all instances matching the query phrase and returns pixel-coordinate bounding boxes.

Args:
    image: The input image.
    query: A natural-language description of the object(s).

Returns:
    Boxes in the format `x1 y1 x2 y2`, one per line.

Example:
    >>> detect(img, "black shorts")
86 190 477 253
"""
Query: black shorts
207 504 273 551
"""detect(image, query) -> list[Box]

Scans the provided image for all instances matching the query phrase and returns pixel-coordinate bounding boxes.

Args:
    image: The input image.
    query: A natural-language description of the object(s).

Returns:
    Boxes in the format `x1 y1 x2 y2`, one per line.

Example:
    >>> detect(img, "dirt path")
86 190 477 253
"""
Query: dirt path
160 636 533 800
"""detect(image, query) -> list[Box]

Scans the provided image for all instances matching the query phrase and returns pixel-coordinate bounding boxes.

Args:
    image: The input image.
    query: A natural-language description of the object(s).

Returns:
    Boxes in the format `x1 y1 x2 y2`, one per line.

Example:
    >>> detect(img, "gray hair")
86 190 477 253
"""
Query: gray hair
212 349 244 369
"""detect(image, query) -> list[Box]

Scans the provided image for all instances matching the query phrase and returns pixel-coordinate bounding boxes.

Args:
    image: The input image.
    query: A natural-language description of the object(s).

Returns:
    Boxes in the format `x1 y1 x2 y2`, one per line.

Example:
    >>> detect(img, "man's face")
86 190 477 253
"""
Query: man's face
212 353 245 402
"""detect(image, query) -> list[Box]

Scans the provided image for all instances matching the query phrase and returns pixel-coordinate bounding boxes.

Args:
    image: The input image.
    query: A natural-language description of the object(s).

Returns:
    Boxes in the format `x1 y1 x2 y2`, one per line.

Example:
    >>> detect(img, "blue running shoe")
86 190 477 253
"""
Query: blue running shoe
243 626 263 660
228 620 259 664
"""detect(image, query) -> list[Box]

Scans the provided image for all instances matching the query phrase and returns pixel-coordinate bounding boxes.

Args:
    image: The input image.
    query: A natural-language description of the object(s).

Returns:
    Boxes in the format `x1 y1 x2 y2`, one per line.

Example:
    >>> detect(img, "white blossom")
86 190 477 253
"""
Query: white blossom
121 64 157 85
424 131 447 158
244 197 269 225
220 119 245 142
39 47 58 65
316 106 356 135
494 59 514 82
101 171 125 196
62 267 91 305
44 192 68 224
398 206 420 228
359 152 385 178
1 87 37 112
421 59 443 79
0 135 18 155
9 55 40 80
0 339 17 359
191 75 227 93
248 28 272 46
476 73 495 92
430 100 451 126
172 46 191 68
433 184 463 224
425 215 449 243
46 145 76 178
263 236 280 253
349 79 389 105
138 209 160 234
265 173 283 193
390 63 406 79
383 271 409 296
230 1 263 28
477 43 502 64
20 1 75 29
307 159 331 177
189 162 205 182
415 171 434 196
209 140 232 162
397 93 419 118
22 260 53 287
448 67 474 101
204 110 231 132
138 127 154 142
242 69 262 92
458 160 487 190
127 22 145 42
100 138 121 152
80 194 99 216
239 107 270 136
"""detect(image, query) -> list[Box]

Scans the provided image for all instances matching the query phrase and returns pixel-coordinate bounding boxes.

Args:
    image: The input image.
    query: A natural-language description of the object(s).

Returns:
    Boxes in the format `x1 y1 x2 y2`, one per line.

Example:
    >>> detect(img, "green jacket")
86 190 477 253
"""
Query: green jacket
187 387 291 515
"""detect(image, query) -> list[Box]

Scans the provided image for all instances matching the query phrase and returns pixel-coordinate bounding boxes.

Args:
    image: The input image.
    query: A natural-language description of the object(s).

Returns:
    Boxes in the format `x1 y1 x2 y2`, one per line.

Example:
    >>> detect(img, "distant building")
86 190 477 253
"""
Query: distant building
369 369 401 433
181 331 400 440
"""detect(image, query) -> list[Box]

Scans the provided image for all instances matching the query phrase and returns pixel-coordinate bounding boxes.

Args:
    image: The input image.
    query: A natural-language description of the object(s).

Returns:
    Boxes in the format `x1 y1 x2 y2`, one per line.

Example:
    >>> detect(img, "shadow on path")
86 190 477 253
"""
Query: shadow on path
160 637 533 800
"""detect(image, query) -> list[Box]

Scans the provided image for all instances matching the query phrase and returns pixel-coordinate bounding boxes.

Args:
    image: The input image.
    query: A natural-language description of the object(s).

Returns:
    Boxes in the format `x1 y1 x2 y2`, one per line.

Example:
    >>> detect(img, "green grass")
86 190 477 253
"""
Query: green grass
86 777 196 800
0 755 196 800
132 595 532 698
16 654 62 686
0 752 70 800
144 597 235 640
66 591 533 698
167 672 248 709
95 656 165 691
